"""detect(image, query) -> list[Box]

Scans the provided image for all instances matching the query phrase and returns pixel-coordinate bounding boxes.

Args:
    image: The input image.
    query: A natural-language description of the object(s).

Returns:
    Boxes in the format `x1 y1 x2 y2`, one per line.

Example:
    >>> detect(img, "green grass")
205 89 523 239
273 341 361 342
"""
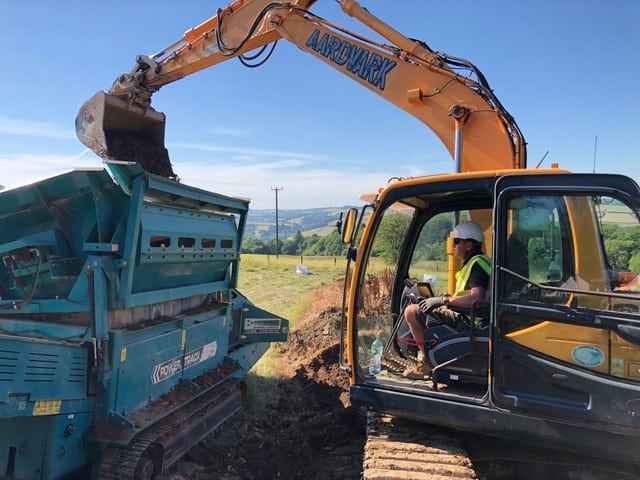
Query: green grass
239 254 349 328
238 254 387 377
213 254 389 446
238 254 347 377
408 260 450 295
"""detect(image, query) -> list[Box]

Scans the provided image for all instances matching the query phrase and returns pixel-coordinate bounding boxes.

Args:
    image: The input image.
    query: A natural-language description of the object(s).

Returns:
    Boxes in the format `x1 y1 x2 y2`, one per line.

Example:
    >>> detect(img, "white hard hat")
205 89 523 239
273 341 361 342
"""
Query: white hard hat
453 221 485 243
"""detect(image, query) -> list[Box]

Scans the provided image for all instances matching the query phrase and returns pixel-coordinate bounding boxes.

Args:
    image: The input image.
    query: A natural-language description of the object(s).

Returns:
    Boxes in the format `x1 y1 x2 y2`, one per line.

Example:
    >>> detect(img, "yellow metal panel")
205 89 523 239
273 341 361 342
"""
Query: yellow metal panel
507 321 609 373
611 332 640 379
565 196 607 307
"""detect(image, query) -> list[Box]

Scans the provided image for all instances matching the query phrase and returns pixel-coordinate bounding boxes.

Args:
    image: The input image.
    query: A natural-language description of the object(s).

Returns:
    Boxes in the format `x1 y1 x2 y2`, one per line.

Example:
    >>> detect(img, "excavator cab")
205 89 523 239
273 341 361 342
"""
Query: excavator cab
344 170 640 472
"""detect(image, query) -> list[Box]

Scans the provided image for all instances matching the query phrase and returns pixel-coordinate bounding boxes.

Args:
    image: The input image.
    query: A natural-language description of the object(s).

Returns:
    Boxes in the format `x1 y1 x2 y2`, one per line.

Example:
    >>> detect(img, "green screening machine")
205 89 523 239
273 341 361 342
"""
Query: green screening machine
0 163 288 480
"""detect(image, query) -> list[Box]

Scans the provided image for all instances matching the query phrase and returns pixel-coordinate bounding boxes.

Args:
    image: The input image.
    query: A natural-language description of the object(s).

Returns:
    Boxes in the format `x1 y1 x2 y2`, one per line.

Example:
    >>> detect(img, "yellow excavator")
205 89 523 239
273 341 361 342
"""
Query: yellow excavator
76 1 640 479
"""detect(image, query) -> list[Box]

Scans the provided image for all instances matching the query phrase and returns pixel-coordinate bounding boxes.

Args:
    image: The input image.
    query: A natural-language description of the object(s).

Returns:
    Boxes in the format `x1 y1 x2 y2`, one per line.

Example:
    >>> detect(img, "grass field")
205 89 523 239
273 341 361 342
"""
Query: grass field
239 254 373 328
237 253 448 377
238 254 449 327
238 254 381 376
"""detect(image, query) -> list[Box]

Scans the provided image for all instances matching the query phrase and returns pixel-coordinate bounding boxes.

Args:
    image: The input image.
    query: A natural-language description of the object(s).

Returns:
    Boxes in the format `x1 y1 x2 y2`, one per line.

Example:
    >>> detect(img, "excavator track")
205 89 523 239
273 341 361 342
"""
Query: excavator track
363 413 477 480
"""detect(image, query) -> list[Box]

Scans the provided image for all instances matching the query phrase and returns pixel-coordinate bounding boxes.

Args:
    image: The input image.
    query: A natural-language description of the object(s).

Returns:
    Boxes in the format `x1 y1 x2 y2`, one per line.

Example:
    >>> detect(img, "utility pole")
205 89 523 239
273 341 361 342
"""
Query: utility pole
271 186 284 258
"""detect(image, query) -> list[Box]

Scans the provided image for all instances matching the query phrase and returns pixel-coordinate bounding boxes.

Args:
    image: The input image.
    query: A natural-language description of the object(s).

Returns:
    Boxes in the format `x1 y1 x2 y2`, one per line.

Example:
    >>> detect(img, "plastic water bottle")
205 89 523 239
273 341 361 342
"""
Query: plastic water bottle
369 336 383 375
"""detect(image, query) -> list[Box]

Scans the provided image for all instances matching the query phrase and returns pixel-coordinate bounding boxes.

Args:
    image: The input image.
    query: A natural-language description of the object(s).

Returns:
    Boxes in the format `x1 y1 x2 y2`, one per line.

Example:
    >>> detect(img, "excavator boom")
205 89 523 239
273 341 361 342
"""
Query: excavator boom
75 0 526 178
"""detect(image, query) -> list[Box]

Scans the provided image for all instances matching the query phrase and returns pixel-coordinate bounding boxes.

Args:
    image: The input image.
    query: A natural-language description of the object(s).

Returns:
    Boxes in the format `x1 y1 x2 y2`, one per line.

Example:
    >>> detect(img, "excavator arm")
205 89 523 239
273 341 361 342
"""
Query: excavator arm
76 0 526 178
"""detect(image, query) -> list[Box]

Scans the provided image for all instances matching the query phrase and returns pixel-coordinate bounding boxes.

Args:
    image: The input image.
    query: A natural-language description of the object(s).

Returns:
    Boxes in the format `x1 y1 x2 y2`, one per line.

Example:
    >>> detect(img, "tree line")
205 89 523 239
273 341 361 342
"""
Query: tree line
241 212 443 261
242 211 640 275
242 230 348 256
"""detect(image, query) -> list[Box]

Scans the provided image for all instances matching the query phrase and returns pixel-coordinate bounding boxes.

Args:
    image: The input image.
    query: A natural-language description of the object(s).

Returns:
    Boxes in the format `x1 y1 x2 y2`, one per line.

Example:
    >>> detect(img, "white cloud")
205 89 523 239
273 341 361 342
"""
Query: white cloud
168 142 324 162
0 149 380 209
173 159 389 210
207 126 250 137
0 151 100 191
0 138 441 210
0 116 76 140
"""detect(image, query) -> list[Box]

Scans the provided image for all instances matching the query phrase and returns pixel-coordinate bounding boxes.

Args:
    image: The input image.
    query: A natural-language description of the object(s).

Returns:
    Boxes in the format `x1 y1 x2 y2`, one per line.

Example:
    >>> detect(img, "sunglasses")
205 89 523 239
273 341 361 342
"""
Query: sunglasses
453 238 466 245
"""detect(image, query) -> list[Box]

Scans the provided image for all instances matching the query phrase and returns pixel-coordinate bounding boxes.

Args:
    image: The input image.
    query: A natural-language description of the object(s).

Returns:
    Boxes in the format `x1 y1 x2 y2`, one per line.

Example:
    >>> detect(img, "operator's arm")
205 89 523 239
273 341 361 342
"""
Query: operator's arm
446 285 486 310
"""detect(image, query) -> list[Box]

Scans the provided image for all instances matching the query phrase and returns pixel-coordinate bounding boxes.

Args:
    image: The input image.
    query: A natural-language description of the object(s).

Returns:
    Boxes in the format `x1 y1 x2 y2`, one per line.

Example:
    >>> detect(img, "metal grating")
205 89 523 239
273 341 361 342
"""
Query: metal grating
0 349 19 382
24 351 87 383
0 343 88 401
25 352 61 383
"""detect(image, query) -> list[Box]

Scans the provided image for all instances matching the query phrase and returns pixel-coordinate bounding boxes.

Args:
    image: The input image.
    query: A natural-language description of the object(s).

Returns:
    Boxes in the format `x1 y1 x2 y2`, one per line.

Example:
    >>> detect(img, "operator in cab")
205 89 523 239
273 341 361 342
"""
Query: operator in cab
403 221 491 380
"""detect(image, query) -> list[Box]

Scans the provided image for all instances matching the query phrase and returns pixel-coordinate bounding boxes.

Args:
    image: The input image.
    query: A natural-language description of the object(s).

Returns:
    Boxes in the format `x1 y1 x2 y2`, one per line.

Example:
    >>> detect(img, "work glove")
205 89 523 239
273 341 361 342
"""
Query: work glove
409 295 425 304
418 296 444 313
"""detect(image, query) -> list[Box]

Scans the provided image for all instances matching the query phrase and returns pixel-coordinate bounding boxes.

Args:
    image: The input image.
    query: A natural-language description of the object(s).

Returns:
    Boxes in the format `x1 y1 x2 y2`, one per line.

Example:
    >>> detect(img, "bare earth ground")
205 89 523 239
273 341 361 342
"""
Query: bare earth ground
163 284 366 480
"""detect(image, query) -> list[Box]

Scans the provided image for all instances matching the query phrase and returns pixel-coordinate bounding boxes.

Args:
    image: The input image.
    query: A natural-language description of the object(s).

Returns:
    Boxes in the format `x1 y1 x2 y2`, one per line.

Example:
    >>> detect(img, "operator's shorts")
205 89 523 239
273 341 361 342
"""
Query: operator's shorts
417 306 467 332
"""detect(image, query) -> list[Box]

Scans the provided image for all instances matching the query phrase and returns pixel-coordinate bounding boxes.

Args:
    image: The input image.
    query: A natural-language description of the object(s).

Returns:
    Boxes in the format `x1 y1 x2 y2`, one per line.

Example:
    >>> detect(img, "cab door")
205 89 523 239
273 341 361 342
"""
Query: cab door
490 173 640 431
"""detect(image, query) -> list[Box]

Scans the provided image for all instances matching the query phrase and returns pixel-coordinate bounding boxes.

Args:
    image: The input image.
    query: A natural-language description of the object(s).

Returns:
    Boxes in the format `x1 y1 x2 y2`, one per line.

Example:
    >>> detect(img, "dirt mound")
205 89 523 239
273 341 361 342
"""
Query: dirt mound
164 283 366 480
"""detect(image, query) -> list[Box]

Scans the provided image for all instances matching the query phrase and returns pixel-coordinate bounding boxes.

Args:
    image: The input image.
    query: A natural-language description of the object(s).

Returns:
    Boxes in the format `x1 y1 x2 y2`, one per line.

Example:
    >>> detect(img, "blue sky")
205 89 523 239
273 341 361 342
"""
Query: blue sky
1 1 638 210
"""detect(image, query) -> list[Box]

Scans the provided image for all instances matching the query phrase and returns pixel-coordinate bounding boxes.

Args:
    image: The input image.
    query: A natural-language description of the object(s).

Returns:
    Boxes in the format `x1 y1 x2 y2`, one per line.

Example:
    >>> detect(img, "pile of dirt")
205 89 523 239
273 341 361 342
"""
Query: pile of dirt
164 283 366 480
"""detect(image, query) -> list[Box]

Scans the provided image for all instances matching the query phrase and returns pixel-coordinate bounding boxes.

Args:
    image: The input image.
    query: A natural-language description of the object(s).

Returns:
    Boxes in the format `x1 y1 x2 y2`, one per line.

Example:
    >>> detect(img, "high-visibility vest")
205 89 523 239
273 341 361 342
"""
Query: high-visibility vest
453 254 492 297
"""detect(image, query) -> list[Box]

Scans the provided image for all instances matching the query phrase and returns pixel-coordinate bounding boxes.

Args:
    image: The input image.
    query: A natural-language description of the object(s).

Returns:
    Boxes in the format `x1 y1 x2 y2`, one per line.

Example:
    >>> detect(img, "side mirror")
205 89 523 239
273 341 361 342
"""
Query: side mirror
340 208 359 244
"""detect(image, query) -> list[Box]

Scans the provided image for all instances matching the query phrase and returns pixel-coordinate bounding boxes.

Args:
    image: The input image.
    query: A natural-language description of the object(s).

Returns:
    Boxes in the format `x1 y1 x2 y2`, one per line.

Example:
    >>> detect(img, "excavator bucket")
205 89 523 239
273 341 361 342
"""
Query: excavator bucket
75 91 176 178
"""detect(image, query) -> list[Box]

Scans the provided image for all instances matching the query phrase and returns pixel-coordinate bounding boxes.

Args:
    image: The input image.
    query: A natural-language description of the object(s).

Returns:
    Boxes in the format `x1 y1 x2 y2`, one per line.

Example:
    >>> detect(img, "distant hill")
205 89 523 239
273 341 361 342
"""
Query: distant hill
245 207 356 240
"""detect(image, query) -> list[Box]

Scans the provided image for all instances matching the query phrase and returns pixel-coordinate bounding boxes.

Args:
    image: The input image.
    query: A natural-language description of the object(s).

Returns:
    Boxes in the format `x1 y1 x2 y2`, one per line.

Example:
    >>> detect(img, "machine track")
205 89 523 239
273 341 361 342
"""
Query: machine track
93 362 244 480
363 413 477 480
